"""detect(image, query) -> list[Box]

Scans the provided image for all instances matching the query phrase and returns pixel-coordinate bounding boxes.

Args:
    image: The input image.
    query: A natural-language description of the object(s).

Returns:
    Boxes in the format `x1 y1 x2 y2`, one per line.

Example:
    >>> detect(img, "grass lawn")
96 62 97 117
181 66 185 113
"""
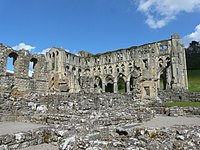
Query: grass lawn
165 102 200 107
187 69 200 92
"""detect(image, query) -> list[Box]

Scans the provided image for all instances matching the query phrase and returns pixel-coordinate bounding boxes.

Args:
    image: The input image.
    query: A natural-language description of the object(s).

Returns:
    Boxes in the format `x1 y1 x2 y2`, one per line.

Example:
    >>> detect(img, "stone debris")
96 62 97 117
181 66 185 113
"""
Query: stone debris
0 92 199 149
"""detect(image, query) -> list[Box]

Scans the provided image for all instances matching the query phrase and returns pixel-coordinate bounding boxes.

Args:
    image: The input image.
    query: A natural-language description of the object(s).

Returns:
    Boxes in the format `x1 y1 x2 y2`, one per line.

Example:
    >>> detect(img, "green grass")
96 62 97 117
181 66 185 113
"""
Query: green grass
165 102 200 107
188 69 200 92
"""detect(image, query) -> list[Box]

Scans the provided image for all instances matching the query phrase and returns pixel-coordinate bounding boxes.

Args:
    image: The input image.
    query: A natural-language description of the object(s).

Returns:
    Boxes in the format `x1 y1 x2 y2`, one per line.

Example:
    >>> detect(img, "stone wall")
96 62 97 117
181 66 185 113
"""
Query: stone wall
58 125 200 150
159 90 200 102
0 92 155 125
155 106 200 117
0 127 55 150
0 34 188 99
0 43 48 94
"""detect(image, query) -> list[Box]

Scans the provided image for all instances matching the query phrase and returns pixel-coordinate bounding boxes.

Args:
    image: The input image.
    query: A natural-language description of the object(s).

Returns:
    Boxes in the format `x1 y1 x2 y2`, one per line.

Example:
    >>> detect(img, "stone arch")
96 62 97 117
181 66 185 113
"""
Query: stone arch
104 66 107 74
158 57 171 91
159 71 167 90
94 76 102 92
117 73 126 93
84 68 90 76
66 66 69 72
52 52 55 70
78 68 81 76
128 62 133 72
105 75 114 93
108 66 112 74
165 57 171 66
6 52 18 75
29 58 38 77
72 66 76 75
116 64 119 73
121 64 125 72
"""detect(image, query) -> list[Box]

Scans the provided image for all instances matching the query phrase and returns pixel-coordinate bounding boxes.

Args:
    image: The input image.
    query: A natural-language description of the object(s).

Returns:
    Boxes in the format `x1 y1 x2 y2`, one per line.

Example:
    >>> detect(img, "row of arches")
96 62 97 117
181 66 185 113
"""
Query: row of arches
91 73 137 94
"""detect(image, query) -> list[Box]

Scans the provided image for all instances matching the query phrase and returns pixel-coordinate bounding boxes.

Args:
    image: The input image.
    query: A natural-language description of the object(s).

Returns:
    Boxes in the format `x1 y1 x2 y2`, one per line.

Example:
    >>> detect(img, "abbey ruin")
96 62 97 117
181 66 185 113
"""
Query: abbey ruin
0 34 188 99
0 34 200 150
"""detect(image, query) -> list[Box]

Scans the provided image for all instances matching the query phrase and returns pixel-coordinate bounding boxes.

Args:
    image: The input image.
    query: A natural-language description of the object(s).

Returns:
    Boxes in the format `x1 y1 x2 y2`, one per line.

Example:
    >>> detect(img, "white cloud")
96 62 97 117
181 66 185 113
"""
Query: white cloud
39 48 51 54
182 24 200 47
12 43 36 52
6 70 14 73
135 0 200 28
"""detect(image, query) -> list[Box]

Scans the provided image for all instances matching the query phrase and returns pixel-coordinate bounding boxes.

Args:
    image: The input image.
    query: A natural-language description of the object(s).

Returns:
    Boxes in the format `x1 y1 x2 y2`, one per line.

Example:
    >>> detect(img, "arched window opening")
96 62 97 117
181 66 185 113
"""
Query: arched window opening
98 67 101 73
52 52 55 70
143 59 148 69
72 67 76 75
66 54 68 61
159 58 163 68
160 71 167 91
52 52 55 58
105 83 113 93
29 58 38 77
121 64 125 72
130 76 134 91
78 68 81 77
118 74 126 93
104 66 107 74
166 57 171 67
66 66 69 72
6 52 18 75
109 66 112 74
129 62 132 71
159 44 168 51
105 75 114 93
144 86 150 96
94 76 102 92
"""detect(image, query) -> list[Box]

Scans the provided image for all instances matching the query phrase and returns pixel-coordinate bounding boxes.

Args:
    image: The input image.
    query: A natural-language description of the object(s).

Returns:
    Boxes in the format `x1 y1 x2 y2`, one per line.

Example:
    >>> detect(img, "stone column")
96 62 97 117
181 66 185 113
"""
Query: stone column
102 83 105 92
114 82 118 93
126 81 130 93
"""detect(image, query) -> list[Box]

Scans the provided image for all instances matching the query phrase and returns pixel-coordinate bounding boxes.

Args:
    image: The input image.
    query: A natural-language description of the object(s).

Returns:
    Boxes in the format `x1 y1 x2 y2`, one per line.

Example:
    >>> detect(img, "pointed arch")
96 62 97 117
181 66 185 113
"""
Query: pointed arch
117 73 126 93
29 58 38 77
105 75 114 93
6 52 18 75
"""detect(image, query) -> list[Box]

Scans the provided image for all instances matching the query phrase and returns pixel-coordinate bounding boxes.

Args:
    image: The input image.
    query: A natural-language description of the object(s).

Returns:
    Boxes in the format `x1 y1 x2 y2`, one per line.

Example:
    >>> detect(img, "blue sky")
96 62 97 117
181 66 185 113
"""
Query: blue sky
1 0 200 54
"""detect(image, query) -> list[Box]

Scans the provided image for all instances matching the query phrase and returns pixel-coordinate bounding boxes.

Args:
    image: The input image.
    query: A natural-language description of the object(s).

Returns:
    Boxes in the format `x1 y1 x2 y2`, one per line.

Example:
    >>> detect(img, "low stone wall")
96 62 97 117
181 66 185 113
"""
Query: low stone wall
0 75 48 95
158 90 200 102
154 106 200 117
0 127 55 150
0 93 155 126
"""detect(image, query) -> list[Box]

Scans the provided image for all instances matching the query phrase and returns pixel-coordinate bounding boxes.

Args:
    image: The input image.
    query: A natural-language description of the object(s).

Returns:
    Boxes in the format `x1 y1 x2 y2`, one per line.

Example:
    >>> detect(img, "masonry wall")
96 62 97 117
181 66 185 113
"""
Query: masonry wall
46 34 188 99
0 34 188 99
0 43 48 95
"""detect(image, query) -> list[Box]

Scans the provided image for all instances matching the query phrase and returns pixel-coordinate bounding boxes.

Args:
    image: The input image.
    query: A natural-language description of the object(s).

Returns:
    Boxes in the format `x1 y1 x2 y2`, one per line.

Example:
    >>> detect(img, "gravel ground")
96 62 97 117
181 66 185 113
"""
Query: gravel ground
140 115 200 128
19 144 58 150
0 122 47 136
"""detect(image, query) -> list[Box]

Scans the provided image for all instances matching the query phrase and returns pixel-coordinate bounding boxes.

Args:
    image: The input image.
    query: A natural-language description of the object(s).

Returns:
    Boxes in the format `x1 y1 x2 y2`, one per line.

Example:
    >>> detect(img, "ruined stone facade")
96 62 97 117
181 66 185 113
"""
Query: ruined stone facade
0 34 188 99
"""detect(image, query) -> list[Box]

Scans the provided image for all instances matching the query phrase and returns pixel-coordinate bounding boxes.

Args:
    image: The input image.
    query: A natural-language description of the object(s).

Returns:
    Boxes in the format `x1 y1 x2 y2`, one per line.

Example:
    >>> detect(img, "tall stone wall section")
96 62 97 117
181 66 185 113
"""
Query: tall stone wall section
0 44 48 95
0 34 188 99
46 34 188 99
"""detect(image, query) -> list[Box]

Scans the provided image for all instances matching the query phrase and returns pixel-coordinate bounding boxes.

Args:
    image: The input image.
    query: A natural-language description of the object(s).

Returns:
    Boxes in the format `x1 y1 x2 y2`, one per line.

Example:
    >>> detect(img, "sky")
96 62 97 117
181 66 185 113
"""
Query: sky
0 0 200 55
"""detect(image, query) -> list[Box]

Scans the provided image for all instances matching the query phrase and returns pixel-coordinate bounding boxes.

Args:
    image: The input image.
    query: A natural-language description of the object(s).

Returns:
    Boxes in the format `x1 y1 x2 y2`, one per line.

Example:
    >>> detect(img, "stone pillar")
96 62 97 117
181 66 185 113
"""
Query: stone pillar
126 81 130 93
102 83 105 92
114 82 118 93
